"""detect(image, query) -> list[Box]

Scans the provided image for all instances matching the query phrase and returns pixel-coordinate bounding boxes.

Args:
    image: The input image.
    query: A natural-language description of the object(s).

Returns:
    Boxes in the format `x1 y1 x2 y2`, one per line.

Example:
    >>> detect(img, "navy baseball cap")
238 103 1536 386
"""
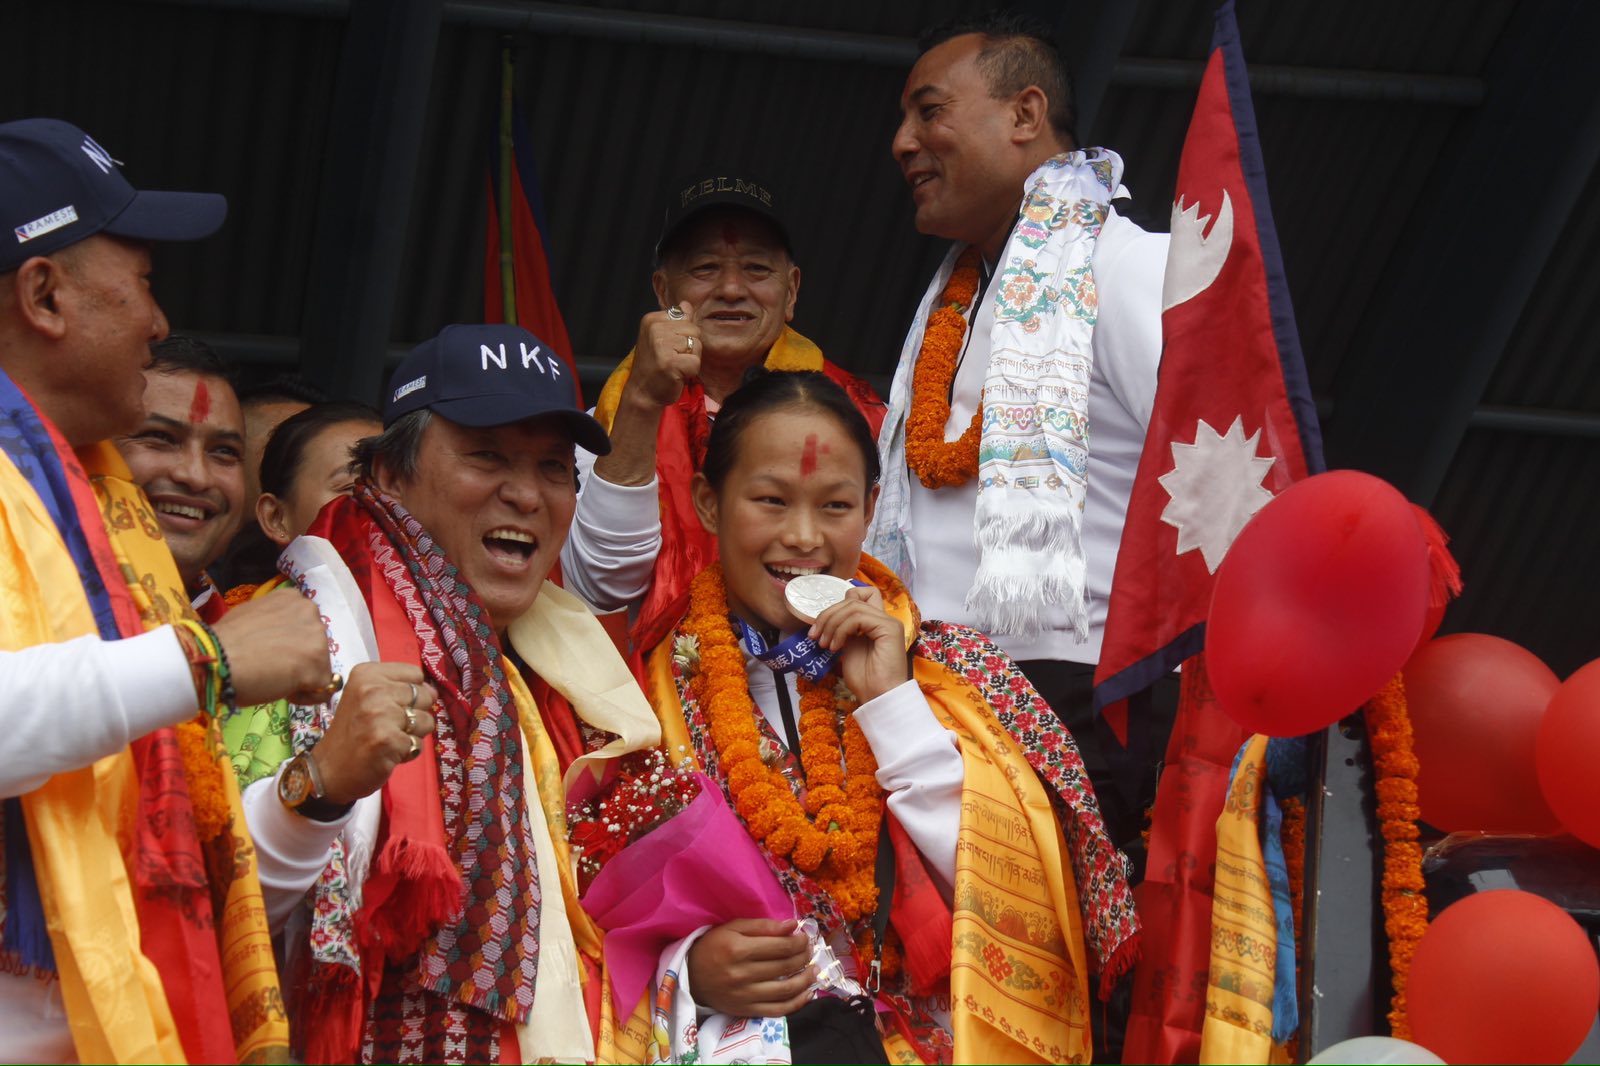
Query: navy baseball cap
0 118 227 273
385 324 611 455
656 170 790 261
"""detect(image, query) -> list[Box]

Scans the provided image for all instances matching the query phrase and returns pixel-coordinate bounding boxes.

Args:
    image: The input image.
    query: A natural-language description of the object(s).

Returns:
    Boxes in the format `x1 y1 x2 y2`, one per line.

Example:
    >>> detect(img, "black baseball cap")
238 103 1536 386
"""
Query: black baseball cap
655 171 790 261
0 118 227 273
385 324 611 455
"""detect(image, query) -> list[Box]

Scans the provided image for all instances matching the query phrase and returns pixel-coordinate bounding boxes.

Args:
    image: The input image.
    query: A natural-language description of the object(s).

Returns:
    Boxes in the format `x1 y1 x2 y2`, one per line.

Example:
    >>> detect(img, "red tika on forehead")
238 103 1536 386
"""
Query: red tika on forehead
187 378 211 423
799 433 818 478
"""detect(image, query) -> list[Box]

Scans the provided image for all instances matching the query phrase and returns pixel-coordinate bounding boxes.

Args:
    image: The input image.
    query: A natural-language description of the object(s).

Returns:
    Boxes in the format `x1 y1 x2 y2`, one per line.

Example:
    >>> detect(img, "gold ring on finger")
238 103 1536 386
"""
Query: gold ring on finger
406 735 420 762
686 336 694 352
326 671 344 697
403 706 417 735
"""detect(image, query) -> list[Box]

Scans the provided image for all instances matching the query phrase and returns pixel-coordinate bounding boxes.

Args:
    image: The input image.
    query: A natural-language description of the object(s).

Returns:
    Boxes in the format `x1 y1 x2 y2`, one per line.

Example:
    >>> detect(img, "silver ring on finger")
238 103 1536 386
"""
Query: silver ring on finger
406 682 418 709
666 305 685 320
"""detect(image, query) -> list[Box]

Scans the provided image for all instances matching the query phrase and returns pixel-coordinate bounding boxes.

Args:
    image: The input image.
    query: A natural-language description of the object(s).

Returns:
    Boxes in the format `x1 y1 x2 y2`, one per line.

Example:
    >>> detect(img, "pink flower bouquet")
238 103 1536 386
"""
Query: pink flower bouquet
576 767 793 1011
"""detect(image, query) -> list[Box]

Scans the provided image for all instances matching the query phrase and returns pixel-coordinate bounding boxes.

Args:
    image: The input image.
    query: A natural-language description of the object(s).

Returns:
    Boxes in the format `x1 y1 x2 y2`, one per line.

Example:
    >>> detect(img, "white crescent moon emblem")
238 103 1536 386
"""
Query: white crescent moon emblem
1161 189 1234 312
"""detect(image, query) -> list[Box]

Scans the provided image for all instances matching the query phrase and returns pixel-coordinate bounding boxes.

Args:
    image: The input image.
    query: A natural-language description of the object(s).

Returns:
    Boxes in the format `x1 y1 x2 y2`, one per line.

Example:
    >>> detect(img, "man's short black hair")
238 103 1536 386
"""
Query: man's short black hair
237 373 328 409
148 334 235 384
919 9 1078 149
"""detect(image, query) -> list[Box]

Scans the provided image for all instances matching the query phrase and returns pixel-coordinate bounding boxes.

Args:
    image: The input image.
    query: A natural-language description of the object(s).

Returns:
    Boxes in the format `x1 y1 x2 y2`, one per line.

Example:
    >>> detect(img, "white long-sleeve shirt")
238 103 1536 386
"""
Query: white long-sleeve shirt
0 628 197 799
0 626 201 1061
561 456 662 613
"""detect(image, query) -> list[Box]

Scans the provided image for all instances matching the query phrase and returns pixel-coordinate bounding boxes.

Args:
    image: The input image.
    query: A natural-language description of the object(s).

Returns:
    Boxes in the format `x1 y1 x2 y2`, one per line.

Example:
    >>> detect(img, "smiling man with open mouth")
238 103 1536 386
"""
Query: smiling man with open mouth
116 333 246 616
218 322 674 1062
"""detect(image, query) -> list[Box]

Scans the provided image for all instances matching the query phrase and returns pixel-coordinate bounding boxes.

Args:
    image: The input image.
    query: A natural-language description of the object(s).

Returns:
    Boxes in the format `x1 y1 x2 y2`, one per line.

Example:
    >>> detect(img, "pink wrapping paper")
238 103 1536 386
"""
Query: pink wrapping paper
580 773 793 1011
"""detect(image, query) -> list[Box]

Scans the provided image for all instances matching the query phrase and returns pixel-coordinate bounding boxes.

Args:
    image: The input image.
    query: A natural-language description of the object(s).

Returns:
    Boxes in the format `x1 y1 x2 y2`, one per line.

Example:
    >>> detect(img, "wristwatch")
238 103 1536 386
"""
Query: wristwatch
277 751 354 822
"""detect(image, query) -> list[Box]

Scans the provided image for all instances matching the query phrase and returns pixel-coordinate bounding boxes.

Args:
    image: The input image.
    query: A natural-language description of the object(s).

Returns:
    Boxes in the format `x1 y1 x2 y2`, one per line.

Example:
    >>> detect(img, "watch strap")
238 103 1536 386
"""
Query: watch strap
283 751 355 823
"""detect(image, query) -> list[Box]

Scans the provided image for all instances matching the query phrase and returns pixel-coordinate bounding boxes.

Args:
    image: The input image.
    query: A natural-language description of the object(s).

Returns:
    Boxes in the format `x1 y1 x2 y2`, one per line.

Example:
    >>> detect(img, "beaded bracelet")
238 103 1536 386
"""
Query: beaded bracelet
173 618 236 718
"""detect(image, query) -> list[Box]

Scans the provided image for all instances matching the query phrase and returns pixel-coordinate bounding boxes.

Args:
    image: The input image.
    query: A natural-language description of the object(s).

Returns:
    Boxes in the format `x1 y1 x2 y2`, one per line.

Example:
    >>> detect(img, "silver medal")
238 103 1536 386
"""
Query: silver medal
784 573 854 624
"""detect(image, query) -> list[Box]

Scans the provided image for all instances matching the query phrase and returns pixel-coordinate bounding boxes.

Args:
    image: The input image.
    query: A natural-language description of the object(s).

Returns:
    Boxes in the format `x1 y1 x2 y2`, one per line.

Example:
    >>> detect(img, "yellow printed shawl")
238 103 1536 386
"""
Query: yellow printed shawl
1200 733 1278 1064
0 442 286 1063
504 579 664 1062
625 562 1094 1064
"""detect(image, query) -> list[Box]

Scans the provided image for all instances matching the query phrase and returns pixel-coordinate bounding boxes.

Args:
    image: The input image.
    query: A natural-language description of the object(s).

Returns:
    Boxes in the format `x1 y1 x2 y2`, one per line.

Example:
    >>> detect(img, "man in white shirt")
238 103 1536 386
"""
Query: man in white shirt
869 13 1175 882
0 117 334 1062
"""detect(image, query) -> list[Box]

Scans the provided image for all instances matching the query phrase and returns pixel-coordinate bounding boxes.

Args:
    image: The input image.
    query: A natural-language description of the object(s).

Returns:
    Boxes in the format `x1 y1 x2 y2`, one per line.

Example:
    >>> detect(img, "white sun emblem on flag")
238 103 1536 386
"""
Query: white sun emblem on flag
1158 416 1277 573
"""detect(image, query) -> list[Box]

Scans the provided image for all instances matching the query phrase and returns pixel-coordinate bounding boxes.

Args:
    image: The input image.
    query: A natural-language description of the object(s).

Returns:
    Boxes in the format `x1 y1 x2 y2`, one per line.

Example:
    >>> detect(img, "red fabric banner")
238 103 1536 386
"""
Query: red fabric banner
1095 2 1325 1059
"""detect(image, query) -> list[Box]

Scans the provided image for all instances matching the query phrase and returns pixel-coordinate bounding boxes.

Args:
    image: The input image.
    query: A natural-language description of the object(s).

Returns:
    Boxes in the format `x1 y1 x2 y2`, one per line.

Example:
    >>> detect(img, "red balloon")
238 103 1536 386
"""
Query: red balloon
1207 470 1429 737
1414 597 1447 655
1405 634 1561 833
1537 658 1600 848
1408 502 1457 657
1409 890 1599 1064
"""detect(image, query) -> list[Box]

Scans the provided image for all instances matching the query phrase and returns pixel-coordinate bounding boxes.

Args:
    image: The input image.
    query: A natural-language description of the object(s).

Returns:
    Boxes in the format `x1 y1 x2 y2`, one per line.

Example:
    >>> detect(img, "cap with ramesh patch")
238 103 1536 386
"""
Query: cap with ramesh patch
655 171 789 261
0 118 227 273
385 324 611 455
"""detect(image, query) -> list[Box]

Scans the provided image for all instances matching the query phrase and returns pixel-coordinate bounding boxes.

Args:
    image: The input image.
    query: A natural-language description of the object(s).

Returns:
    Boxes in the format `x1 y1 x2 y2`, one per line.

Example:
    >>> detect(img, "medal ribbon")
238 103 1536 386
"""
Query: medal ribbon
731 617 837 682
729 580 866 682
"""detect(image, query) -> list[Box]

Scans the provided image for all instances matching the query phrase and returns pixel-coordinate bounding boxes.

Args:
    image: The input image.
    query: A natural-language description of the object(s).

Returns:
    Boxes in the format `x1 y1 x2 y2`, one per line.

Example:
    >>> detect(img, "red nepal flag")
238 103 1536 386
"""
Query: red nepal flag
1094 0 1324 711
484 54 582 404
1098 4 1325 1060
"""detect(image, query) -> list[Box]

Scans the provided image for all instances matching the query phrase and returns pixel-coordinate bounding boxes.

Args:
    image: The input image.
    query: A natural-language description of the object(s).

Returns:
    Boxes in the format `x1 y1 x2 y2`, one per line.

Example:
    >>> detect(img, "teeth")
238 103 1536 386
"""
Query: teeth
912 174 934 187
156 502 206 520
769 564 822 577
487 529 534 544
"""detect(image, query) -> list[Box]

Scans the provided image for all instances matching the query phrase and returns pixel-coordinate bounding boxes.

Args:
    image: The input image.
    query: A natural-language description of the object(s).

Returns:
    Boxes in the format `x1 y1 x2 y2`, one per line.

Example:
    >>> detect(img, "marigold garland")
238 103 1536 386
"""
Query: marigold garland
904 248 984 489
682 565 886 921
1276 678 1425 1042
1363 672 1428 1040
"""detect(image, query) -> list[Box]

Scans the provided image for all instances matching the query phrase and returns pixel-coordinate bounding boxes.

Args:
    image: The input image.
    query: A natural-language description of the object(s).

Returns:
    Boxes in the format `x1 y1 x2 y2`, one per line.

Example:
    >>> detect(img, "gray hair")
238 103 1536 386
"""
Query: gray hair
354 407 431 483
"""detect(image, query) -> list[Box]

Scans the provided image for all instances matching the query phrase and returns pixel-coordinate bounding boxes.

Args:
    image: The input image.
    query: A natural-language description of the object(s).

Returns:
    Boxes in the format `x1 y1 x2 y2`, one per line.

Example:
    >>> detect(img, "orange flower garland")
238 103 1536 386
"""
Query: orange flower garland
1364 673 1428 1039
904 248 984 489
1278 678 1428 1041
682 565 886 921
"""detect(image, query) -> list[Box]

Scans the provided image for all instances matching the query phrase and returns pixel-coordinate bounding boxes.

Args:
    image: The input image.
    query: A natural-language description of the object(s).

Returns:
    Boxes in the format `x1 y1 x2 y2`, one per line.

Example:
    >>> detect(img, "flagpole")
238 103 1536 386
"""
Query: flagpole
497 42 518 326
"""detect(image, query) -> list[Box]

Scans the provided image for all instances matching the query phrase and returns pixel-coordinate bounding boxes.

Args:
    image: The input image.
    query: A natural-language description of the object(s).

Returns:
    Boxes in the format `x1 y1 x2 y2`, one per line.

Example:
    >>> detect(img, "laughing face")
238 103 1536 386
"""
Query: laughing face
376 414 577 633
117 368 245 593
652 208 800 380
892 33 1035 259
692 405 877 636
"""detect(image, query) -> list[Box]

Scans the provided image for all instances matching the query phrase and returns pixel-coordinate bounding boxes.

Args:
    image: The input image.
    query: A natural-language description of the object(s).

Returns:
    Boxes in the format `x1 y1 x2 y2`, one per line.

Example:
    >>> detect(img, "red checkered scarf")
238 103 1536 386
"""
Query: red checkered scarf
354 482 540 1025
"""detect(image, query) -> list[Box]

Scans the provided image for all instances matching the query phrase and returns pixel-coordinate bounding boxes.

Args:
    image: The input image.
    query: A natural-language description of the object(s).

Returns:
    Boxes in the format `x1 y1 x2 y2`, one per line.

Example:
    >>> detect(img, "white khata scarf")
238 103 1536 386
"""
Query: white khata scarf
868 148 1121 640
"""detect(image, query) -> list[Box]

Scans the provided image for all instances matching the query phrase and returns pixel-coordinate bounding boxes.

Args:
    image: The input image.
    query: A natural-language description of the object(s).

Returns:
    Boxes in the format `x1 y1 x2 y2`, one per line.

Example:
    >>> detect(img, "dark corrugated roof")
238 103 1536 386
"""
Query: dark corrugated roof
2 0 1596 675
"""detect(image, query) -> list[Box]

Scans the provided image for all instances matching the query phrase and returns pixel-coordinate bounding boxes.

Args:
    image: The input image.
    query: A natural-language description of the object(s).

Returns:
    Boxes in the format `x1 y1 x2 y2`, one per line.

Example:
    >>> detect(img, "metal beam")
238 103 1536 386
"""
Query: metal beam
296 0 442 403
1469 405 1600 438
1301 717 1384 1054
1325 0 1600 503
1113 57 1483 105
149 0 1486 104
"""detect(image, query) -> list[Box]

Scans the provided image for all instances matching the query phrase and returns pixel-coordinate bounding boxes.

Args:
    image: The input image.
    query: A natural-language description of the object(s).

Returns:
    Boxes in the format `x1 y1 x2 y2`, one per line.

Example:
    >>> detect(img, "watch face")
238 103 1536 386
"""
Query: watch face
279 757 312 807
